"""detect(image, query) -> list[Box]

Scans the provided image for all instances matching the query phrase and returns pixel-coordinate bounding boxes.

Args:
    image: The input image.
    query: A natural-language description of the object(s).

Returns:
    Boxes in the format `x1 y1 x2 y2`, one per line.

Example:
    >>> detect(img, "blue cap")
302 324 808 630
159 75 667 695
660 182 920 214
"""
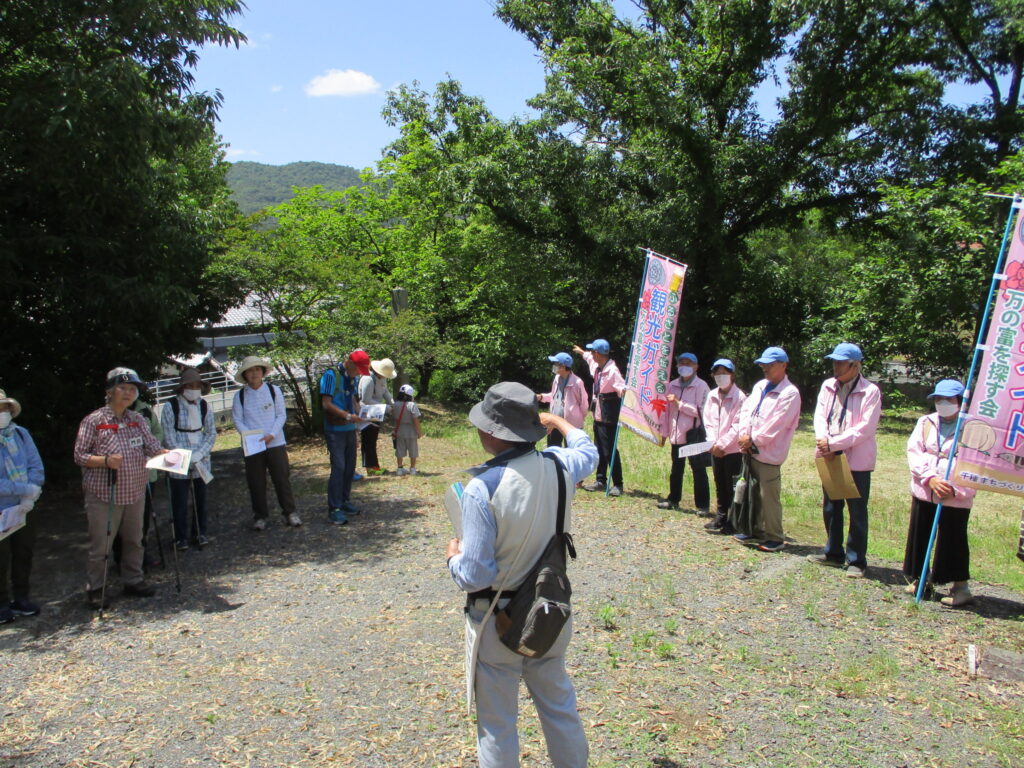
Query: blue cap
548 352 573 367
927 379 965 399
824 343 864 362
586 338 610 355
754 346 789 364
676 352 698 363
711 358 735 372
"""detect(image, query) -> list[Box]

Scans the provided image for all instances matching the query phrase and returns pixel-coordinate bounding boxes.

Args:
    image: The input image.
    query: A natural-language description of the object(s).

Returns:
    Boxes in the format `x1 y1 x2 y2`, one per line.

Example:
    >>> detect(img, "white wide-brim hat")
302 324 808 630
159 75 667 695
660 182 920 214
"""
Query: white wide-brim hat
370 358 398 379
236 356 271 384
0 389 22 418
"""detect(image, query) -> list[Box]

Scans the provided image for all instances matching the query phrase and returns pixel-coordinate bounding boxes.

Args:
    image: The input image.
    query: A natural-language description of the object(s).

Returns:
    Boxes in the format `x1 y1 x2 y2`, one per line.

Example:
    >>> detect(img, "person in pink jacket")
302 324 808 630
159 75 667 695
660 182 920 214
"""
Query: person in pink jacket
573 339 626 496
657 352 711 512
735 347 801 552
807 343 882 578
903 379 977 607
703 359 747 533
537 352 589 448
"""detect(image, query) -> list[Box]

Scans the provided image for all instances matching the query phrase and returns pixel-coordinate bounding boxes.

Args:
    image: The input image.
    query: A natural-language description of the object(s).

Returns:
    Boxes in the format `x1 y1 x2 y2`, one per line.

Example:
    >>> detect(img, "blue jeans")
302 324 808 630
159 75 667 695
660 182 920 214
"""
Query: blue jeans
325 430 357 510
822 469 871 568
169 476 208 544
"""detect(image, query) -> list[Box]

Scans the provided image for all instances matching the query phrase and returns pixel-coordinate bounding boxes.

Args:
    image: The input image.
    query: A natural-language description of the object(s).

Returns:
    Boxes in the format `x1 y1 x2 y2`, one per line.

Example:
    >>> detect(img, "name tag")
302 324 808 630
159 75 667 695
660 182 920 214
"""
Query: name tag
128 436 143 449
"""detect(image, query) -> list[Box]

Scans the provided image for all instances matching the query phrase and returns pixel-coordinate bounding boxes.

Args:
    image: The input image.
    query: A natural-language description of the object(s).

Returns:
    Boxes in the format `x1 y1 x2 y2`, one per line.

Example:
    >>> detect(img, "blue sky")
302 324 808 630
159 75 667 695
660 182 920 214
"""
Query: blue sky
192 0 548 170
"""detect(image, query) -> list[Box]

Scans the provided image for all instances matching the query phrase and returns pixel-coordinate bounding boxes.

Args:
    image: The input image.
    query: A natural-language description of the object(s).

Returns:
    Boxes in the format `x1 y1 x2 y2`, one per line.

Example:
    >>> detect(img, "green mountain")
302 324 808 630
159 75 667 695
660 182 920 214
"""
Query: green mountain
227 161 363 214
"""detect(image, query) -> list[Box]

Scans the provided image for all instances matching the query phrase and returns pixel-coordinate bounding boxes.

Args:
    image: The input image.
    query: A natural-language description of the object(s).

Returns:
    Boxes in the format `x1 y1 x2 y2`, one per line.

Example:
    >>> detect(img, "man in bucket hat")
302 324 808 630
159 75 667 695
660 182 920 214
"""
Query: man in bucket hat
445 382 597 768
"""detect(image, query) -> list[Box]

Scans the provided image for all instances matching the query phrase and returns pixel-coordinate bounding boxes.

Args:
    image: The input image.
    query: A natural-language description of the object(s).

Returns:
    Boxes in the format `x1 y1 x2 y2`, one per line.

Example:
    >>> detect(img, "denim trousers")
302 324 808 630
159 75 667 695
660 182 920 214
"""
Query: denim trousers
169 475 208 544
821 470 871 568
325 429 357 510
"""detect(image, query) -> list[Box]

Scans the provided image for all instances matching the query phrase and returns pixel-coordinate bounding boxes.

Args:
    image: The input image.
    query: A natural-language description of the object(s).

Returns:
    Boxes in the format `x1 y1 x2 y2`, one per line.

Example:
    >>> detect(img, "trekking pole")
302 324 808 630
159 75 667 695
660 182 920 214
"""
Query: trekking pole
164 473 182 594
190 478 205 550
99 470 116 619
145 482 166 570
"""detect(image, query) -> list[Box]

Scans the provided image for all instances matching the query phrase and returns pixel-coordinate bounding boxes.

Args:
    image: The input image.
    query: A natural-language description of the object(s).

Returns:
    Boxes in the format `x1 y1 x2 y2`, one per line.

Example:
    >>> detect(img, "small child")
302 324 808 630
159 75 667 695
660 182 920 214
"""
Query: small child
393 384 423 476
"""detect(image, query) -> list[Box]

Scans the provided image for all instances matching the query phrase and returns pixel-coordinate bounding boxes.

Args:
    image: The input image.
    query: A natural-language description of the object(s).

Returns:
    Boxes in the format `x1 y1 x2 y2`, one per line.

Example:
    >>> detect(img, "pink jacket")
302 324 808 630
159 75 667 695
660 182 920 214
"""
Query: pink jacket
539 373 590 429
583 352 626 422
812 376 882 471
736 376 801 466
907 413 977 509
704 384 747 455
663 376 710 445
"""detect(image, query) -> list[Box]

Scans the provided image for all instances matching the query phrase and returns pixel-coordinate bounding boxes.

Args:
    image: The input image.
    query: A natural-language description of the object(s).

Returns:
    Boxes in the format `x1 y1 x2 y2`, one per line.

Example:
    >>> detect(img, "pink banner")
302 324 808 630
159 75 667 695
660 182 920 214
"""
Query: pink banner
954 200 1024 497
620 251 687 446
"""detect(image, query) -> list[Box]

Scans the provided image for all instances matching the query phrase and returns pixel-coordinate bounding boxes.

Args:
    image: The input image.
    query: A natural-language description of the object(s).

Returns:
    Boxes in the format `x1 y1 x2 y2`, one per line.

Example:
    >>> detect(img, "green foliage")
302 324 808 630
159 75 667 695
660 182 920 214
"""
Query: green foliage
0 0 244 477
226 161 363 214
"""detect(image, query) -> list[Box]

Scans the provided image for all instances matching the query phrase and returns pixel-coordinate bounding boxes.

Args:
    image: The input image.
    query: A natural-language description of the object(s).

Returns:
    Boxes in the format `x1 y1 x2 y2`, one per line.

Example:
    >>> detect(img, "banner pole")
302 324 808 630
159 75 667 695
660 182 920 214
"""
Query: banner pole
606 249 655 496
915 196 1021 602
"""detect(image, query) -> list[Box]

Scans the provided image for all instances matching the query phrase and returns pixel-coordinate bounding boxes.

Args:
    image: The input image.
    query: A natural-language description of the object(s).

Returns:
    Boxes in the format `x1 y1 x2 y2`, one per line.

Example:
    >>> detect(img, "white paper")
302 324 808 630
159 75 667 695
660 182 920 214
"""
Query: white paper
678 441 713 458
0 504 27 540
242 430 267 457
146 448 193 476
195 461 213 484
445 482 464 538
360 403 387 422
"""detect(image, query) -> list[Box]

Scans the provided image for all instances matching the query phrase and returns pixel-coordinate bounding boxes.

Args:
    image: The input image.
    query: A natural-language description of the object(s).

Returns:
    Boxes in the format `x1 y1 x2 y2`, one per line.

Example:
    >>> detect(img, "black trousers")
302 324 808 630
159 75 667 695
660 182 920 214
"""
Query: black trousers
711 452 744 524
0 507 36 602
903 498 970 584
667 445 710 508
361 423 380 469
547 431 565 448
593 420 623 487
244 445 296 519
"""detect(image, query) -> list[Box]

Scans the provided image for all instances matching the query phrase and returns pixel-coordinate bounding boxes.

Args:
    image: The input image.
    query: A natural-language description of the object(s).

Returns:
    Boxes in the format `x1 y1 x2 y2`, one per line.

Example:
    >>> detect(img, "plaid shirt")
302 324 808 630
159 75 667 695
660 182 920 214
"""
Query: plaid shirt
74 405 162 504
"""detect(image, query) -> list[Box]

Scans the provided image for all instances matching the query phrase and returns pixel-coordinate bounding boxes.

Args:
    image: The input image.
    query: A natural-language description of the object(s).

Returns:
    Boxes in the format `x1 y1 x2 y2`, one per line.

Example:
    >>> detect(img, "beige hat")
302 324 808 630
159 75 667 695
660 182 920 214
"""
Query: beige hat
0 389 22 419
370 357 398 380
236 356 271 385
176 367 211 395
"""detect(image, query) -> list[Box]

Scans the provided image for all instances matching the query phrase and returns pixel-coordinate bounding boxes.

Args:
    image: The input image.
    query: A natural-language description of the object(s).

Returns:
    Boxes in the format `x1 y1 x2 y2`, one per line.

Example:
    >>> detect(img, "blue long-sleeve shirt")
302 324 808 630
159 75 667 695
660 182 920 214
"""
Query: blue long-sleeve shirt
0 426 44 508
449 428 597 592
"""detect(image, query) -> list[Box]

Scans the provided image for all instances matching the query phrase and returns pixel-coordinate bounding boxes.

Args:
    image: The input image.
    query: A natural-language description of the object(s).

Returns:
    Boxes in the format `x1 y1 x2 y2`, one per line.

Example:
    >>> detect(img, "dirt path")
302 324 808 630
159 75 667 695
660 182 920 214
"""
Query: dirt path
1 433 1022 767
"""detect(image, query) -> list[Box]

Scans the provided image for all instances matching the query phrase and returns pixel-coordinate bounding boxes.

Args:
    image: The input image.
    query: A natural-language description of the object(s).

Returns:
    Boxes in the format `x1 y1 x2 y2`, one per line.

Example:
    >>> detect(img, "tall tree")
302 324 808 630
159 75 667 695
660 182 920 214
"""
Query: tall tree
0 1 244 474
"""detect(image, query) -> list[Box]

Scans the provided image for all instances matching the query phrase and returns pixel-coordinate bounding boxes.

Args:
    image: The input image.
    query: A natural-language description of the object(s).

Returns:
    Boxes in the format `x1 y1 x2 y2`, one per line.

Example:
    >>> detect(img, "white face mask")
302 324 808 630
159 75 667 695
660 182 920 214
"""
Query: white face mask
934 400 959 418
552 365 562 375
714 374 732 389
183 388 202 402
0 412 12 429
677 366 695 378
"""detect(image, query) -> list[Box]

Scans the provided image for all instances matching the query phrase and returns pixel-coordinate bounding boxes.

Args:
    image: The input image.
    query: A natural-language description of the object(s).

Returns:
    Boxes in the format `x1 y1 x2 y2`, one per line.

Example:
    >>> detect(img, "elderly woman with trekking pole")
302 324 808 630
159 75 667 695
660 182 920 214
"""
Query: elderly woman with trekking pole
74 368 165 610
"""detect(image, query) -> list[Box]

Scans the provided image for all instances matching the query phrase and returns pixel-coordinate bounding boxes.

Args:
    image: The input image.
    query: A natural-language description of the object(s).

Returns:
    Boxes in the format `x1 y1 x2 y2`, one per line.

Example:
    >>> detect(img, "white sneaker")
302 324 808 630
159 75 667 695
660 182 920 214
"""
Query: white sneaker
252 518 267 531
396 467 408 476
287 513 303 527
409 468 417 476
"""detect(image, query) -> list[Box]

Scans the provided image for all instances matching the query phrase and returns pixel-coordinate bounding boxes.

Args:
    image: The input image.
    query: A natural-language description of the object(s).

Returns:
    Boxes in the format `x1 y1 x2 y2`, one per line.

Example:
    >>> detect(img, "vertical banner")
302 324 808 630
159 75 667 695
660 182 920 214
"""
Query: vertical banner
954 200 1024 498
620 250 688 446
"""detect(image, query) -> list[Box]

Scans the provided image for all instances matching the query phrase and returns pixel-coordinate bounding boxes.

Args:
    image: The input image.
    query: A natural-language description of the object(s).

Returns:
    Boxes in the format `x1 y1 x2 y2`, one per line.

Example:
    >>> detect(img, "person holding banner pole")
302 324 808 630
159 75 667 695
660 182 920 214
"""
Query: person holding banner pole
703 360 746 533
573 339 625 497
734 347 801 552
903 379 976 606
807 343 881 578
658 352 711 513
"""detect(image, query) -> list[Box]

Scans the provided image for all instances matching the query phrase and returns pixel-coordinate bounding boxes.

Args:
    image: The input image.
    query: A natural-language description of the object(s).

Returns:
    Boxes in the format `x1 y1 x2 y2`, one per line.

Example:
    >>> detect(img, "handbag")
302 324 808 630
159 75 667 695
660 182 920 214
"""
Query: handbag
683 407 712 469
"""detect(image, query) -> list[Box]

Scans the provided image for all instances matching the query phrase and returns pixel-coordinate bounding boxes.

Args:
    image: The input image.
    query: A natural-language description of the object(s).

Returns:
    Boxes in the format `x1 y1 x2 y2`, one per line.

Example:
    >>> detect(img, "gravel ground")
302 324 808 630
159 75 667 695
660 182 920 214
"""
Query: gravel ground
1 426 1022 768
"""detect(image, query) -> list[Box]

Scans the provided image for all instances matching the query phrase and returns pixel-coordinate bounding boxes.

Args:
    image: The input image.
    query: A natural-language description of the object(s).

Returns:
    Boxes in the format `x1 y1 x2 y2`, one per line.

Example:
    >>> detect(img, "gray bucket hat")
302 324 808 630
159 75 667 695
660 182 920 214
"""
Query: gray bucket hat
469 382 547 443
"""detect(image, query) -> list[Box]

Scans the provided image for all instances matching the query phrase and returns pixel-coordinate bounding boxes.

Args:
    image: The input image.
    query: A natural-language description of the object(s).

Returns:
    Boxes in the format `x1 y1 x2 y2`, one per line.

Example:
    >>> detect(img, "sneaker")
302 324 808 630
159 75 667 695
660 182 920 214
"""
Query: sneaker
85 589 109 610
123 581 156 598
806 553 844 568
253 518 267 531
656 500 679 510
583 481 606 492
287 513 303 527
940 586 974 607
9 598 40 617
845 565 866 578
352 472 364 482
696 507 712 518
341 501 361 516
195 534 210 548
328 508 349 526
757 540 786 552
174 540 190 552
608 486 622 497
408 467 417 476
0 607 14 624
396 467 408 476
733 533 757 543
704 520 722 531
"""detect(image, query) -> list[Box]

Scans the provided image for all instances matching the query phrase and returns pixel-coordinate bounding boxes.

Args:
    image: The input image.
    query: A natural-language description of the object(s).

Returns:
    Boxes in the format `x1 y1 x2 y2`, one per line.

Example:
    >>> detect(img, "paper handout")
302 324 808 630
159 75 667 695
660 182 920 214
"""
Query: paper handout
445 482 464 539
242 430 267 457
678 441 713 458
360 404 387 422
816 453 861 500
146 448 193 476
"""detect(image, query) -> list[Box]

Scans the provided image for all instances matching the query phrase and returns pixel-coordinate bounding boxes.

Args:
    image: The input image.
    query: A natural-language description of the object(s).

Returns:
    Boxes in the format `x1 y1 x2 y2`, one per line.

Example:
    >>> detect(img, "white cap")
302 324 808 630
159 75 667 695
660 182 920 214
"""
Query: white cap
399 384 415 398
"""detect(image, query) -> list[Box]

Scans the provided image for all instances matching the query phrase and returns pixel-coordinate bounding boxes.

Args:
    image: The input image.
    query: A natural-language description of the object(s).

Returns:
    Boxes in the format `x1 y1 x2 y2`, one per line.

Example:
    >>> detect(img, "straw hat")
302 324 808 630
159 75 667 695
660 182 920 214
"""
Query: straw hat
0 389 22 418
236 356 271 384
176 367 211 395
370 358 398 380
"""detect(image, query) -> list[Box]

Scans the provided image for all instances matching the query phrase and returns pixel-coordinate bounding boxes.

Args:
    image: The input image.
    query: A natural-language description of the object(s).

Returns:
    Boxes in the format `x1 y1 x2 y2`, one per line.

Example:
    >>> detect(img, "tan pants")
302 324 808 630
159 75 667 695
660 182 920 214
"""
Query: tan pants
85 493 144 591
750 458 785 541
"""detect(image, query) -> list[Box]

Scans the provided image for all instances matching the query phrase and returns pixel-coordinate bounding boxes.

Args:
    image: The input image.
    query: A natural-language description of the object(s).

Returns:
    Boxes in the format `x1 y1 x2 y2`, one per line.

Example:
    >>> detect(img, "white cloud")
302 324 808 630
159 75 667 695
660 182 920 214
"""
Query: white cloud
270 84 283 93
225 147 261 159
304 68 381 97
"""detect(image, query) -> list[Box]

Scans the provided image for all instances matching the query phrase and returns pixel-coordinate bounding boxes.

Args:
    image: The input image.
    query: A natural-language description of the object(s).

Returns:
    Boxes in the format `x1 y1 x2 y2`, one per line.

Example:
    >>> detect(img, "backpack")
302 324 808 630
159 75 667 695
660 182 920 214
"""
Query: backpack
168 397 209 433
238 383 277 408
493 452 576 658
